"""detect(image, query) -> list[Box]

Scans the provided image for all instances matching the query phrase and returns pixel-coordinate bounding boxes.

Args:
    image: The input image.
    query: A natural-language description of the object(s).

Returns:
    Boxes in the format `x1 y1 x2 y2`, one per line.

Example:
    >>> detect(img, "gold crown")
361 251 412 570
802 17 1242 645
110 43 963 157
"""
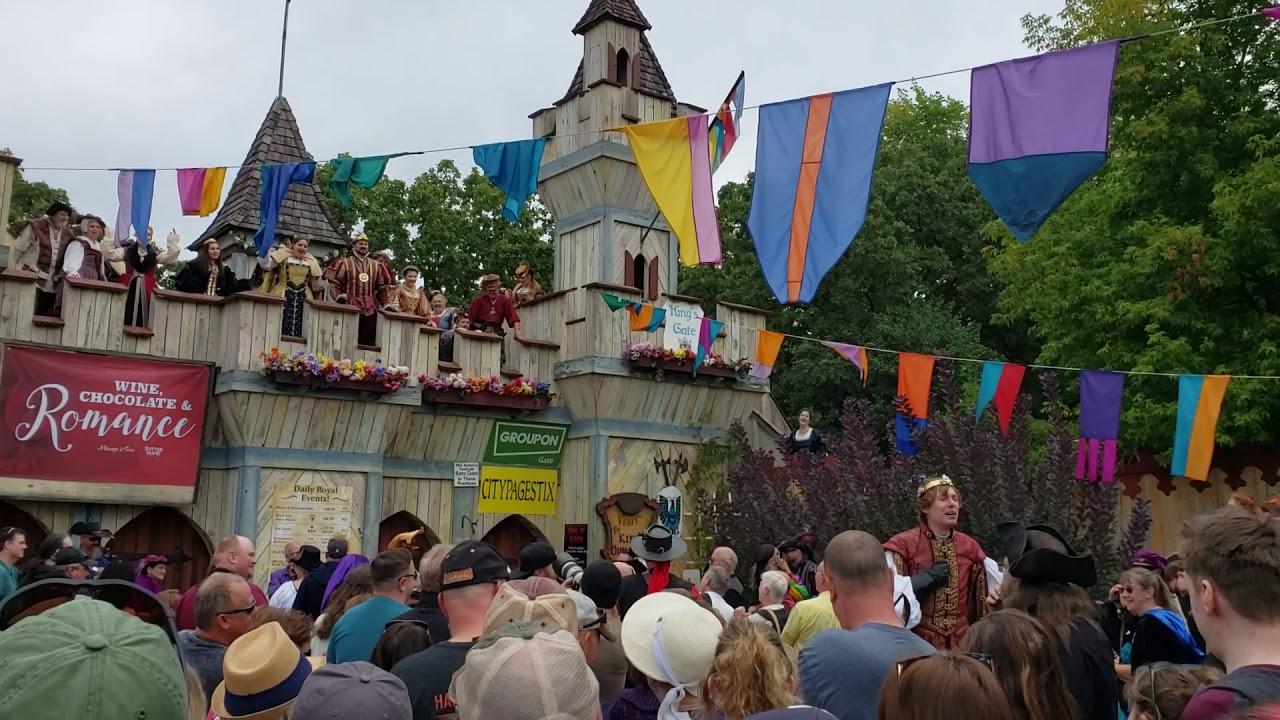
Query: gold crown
917 474 955 498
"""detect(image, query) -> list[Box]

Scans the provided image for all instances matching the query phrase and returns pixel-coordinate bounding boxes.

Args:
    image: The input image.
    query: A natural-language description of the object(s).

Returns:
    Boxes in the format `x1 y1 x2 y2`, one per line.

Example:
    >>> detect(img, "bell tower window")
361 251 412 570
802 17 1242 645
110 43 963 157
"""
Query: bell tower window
616 48 630 87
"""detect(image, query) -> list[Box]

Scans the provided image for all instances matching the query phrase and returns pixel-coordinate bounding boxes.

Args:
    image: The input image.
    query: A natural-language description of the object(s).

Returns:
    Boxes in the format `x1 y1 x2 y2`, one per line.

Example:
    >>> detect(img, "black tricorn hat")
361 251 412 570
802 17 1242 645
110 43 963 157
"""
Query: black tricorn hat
45 201 73 217
998 521 1097 588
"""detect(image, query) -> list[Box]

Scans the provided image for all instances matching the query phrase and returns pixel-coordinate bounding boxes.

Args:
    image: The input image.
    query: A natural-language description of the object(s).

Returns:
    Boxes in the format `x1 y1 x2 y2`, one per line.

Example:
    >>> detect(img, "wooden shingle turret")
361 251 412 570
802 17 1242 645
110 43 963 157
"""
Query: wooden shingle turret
194 97 346 262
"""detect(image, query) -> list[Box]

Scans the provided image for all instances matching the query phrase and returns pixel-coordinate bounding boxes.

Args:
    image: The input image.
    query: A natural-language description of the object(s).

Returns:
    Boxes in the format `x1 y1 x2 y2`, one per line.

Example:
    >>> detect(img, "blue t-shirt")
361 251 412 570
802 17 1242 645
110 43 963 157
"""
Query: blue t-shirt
0 560 20 602
326 596 411 664
799 623 936 720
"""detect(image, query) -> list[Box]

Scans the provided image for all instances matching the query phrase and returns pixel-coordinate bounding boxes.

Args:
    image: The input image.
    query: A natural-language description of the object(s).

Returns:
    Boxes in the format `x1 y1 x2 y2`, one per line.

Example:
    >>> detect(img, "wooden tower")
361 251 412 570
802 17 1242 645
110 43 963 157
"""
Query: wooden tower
530 0 705 300
194 97 349 278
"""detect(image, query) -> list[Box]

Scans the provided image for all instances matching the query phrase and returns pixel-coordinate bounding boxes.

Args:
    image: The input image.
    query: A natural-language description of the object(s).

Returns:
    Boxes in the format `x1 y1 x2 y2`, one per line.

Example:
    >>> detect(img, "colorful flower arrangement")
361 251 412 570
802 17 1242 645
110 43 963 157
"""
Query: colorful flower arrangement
418 372 552 397
623 342 753 373
261 348 411 391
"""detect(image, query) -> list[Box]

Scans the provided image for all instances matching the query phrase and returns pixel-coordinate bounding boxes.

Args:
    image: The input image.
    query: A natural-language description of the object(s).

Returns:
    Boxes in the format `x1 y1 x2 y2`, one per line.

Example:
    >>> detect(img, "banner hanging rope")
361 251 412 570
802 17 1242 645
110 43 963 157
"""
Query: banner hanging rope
16 9 1271 173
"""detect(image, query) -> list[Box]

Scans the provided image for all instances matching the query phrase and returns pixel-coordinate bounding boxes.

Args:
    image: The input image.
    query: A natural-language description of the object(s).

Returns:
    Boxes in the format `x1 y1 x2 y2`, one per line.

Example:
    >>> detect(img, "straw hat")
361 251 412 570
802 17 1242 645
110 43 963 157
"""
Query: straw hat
620 592 722 693
482 582 577 637
211 622 312 720
480 273 502 289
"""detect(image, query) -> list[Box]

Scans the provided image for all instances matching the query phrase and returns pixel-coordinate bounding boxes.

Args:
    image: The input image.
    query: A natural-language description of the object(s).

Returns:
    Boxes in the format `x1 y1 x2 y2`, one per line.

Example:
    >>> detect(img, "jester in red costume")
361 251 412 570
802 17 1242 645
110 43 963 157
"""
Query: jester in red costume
884 474 1001 650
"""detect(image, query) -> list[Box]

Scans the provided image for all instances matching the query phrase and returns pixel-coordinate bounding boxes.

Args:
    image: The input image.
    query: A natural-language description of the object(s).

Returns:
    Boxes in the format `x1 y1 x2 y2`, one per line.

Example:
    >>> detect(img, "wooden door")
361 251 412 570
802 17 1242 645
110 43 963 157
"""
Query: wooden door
111 507 212 592
0 501 47 562
481 515 543 568
378 511 441 567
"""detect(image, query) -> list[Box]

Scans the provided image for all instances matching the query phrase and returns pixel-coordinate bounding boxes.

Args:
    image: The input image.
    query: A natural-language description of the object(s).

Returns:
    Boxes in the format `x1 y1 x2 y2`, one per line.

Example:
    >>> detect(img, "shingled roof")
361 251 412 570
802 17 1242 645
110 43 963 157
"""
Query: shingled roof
572 0 651 34
193 96 345 251
560 33 675 104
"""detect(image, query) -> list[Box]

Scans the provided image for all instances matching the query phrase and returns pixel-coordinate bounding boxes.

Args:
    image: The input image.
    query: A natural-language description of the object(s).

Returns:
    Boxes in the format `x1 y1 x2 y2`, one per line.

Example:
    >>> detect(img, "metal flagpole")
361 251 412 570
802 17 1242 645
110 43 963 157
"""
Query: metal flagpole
277 0 292 98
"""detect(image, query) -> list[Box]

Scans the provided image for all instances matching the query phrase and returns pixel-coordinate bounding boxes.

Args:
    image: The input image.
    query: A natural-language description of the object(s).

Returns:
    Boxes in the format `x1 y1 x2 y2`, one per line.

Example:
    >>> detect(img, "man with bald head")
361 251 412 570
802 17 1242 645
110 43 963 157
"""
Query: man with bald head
709 546 744 607
175 535 267 631
268 541 302 598
797 531 935 720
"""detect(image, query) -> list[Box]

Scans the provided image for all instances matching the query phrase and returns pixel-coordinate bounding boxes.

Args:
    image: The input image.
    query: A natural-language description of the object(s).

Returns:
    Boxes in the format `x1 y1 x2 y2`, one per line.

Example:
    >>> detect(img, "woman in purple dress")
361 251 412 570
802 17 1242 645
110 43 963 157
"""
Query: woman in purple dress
134 554 168 594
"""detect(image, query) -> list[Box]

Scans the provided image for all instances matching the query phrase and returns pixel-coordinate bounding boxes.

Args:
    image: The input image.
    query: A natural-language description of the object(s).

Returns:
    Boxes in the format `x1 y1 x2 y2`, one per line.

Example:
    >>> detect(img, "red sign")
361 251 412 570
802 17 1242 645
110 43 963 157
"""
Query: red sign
0 345 211 488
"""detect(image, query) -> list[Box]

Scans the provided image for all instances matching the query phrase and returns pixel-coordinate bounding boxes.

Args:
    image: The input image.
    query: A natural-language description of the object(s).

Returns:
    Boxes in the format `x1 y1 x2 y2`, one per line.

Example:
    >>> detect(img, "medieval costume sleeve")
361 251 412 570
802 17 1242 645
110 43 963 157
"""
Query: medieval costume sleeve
100 231 125 283
61 240 86 278
156 232 181 266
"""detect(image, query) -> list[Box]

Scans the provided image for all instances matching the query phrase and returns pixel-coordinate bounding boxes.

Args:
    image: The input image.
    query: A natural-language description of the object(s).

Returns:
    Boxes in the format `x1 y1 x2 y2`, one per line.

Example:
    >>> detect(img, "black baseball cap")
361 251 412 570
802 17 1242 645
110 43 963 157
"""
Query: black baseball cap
580 561 622 610
326 538 349 559
440 540 510 591
53 547 93 568
513 542 556 579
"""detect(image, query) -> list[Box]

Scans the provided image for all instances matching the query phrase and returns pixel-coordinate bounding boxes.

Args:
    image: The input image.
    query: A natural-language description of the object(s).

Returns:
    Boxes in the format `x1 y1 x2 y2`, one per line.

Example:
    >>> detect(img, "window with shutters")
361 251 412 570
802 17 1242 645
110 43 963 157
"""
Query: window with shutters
632 253 647 296
617 48 630 87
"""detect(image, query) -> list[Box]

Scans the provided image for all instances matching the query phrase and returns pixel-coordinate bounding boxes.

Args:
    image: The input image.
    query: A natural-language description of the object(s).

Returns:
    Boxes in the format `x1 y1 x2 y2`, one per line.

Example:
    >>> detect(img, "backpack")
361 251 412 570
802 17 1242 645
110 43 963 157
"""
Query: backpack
1203 667 1280 710
755 607 790 634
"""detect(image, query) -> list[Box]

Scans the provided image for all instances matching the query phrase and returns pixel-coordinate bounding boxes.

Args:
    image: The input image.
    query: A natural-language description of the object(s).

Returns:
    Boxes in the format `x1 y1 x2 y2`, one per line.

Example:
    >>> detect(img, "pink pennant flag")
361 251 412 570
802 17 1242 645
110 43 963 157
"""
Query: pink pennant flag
177 167 227 217
1263 6 1280 19
822 341 869 385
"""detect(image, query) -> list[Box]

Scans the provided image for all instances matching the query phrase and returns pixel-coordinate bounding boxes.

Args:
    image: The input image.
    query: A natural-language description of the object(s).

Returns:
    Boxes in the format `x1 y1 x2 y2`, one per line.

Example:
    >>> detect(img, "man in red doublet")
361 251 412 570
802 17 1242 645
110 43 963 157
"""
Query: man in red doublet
331 233 395 347
884 474 996 650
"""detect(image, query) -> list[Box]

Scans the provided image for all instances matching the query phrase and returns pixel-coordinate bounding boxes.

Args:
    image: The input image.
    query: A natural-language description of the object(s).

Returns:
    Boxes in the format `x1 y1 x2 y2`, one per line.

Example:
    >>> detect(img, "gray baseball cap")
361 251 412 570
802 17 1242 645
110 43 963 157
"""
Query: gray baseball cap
291 662 411 720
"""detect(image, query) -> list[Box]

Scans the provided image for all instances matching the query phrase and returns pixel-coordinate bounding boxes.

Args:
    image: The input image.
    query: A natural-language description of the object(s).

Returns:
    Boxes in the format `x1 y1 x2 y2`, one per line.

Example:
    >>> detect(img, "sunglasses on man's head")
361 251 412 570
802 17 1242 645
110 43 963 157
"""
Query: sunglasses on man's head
219 600 257 617
896 651 995 677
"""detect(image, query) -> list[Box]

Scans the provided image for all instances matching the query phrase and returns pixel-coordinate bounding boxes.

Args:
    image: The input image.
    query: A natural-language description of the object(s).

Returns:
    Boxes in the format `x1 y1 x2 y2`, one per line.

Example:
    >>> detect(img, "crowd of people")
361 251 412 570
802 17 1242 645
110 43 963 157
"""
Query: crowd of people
2 480 1278 720
10 201 547 355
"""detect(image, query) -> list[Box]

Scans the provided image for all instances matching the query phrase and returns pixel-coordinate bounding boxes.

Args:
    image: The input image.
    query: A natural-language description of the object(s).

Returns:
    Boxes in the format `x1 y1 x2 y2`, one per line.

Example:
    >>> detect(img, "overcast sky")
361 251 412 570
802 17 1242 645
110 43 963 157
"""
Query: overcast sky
4 0 1061 251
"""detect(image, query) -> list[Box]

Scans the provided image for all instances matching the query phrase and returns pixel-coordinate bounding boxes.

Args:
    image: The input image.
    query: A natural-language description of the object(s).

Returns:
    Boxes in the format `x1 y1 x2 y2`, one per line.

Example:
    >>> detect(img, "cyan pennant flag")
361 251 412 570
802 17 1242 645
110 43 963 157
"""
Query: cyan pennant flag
255 161 316 257
748 83 892 304
968 41 1120 241
473 139 547 222
328 155 392 207
693 317 724 377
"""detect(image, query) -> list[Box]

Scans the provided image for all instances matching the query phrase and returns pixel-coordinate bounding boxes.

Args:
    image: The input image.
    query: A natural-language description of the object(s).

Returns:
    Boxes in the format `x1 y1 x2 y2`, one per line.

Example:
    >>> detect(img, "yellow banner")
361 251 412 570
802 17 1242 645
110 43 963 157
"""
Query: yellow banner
477 465 560 516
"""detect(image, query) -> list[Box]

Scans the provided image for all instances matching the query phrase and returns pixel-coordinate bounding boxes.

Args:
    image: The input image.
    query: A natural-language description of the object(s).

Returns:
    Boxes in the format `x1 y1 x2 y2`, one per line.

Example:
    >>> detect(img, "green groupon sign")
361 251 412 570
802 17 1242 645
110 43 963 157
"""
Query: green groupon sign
483 421 567 468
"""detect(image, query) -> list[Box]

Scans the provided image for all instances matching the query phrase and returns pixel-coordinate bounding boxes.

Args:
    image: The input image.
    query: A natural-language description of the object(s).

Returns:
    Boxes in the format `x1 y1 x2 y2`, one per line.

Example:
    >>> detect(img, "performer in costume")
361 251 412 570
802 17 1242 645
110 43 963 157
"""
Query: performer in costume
12 201 75 316
330 233 396 346
390 265 430 319
466 273 522 338
429 291 460 362
258 236 324 337
884 474 1002 650
121 227 181 327
175 238 252 297
57 215 108 283
511 260 545 306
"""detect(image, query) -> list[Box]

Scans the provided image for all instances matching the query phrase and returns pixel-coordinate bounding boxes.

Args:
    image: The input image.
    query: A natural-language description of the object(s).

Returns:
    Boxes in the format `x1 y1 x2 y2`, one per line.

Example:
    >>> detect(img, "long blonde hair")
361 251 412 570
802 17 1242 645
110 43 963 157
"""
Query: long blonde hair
1122 568 1182 616
703 619 798 720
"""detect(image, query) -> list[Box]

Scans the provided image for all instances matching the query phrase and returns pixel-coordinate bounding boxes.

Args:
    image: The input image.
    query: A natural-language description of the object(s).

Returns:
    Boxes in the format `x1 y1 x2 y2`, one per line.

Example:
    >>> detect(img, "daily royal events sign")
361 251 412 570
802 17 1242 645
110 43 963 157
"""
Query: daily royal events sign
483 421 566 468
0 344 212 504
662 301 704 352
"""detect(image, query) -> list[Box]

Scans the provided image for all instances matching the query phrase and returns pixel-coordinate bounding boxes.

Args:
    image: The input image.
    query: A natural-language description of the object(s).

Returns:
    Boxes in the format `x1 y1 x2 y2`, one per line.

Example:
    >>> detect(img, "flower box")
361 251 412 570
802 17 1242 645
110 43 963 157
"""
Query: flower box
422 388 548 410
270 370 395 394
625 357 740 379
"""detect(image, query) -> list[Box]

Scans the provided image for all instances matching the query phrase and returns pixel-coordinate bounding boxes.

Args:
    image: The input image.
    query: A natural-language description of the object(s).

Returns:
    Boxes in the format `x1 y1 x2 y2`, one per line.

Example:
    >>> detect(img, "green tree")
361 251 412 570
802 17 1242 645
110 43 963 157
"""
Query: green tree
990 0 1280 456
4 150 73 235
316 158 553 301
681 88 1009 430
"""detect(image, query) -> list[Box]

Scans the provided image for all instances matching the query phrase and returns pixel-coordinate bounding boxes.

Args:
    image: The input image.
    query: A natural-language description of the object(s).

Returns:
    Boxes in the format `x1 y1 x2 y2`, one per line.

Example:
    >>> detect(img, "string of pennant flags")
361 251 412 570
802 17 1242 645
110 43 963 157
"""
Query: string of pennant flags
599 291 1279 484
24 9 1276 272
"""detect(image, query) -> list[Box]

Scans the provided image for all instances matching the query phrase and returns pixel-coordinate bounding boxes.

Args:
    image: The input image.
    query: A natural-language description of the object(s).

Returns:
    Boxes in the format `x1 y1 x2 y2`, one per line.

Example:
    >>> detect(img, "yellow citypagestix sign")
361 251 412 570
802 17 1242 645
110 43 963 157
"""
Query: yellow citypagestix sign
477 465 560 516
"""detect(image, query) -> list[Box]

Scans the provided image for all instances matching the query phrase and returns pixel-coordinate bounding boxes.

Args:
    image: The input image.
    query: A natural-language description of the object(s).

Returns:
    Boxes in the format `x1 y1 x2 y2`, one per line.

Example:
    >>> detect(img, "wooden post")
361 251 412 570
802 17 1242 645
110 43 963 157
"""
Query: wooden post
0 153 22 268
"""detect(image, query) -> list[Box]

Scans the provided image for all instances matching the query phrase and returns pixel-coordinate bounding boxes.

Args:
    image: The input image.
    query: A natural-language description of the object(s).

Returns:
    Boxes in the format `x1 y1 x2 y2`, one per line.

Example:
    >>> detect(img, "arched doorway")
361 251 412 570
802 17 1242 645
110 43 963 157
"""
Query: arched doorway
481 515 546 568
0 501 47 562
378 511 442 566
111 507 212 591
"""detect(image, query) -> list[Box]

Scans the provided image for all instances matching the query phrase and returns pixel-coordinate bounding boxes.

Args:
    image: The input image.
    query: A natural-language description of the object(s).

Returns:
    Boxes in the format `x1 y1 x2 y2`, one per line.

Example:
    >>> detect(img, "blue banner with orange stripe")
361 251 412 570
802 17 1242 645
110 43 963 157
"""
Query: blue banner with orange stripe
747 83 892 305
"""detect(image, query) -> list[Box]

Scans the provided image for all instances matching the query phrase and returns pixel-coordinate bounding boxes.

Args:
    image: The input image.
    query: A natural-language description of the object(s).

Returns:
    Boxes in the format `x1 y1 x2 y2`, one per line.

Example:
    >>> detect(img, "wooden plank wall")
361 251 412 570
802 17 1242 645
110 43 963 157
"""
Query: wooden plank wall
601 159 659 216
553 220 602 292
607 437 700 574
717 303 767 366
13 467 235 547
580 284 731 361
254 469 366 587
557 373 761 429
1120 471 1280 555
230 393 409 455
381 478 453 542
613 222 668 295
454 331 502 377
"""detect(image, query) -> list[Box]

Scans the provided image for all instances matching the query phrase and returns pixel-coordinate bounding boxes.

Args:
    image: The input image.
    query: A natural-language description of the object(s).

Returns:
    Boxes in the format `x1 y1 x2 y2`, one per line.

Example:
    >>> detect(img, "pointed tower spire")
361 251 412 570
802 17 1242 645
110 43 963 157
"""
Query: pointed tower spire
195 97 345 258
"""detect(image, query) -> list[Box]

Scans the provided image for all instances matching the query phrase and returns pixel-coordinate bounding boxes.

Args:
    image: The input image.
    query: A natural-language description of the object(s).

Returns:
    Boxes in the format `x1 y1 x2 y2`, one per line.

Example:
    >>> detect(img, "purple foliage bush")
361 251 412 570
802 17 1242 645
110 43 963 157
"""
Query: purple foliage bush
708 360 1149 596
